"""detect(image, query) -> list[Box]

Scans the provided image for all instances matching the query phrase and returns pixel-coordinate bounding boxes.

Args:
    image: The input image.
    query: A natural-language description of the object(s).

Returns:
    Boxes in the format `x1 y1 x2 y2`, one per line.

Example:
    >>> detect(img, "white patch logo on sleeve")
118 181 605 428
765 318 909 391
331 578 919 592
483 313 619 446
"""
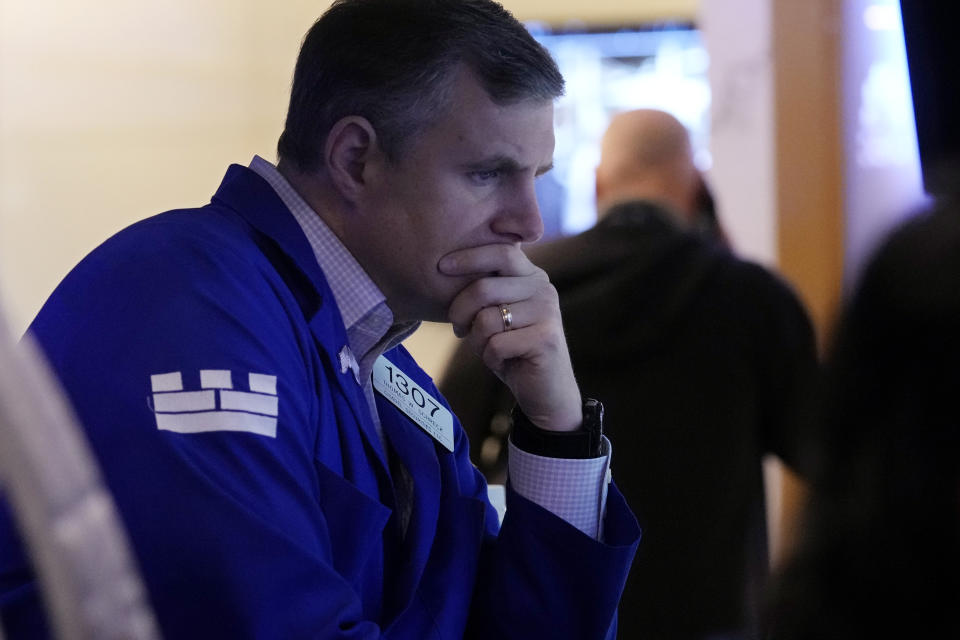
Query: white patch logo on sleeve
150 371 278 438
372 356 454 452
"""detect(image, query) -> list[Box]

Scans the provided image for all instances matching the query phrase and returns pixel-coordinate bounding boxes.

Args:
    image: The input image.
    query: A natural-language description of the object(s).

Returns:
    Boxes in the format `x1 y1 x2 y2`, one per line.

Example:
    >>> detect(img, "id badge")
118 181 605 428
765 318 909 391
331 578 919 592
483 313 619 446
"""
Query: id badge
372 356 455 452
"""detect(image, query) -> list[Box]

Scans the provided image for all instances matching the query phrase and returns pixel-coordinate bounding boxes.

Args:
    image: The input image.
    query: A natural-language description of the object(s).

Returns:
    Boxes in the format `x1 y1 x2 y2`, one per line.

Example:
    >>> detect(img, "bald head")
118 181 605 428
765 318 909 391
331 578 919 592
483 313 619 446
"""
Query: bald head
595 109 701 224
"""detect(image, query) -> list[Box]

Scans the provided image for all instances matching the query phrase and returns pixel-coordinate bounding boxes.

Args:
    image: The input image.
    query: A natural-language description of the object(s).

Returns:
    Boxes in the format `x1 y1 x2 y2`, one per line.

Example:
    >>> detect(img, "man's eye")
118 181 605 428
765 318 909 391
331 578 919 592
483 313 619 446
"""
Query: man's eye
470 169 500 183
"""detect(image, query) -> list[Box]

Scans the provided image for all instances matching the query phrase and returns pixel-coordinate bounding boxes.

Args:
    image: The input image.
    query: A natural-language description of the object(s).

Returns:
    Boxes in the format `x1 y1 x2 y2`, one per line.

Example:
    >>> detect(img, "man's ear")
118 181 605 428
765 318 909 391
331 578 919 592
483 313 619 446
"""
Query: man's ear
324 116 378 201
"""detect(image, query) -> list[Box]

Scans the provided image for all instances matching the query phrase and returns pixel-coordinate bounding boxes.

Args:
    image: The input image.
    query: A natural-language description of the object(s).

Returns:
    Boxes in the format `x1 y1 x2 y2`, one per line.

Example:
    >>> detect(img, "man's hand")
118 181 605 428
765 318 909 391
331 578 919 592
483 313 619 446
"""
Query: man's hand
440 243 581 432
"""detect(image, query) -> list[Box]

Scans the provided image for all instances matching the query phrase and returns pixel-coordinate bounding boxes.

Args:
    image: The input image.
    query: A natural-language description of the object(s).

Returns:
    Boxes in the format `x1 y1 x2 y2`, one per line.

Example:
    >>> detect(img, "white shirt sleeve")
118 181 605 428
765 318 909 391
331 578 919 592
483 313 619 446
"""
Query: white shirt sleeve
507 435 613 540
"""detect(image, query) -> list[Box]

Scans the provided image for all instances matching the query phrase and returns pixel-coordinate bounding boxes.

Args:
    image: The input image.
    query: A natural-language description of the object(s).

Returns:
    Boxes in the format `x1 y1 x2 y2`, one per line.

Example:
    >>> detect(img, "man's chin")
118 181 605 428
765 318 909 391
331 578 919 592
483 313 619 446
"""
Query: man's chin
394 275 472 324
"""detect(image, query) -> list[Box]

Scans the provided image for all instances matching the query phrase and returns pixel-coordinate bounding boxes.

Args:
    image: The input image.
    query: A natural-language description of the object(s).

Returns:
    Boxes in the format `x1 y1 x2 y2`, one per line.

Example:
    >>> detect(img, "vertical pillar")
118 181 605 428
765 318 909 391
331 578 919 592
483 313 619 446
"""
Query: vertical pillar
701 0 845 567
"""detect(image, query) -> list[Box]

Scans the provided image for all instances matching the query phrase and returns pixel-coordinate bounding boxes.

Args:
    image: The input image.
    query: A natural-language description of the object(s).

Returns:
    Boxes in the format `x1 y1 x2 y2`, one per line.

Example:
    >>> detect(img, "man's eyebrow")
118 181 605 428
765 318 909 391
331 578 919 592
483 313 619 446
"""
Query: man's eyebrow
462 156 554 176
463 156 520 172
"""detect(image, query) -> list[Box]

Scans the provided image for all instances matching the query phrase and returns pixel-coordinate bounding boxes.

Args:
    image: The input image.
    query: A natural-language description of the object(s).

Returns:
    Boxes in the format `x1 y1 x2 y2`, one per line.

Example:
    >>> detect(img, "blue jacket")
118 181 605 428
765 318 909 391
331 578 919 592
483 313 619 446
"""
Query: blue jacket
0 166 640 638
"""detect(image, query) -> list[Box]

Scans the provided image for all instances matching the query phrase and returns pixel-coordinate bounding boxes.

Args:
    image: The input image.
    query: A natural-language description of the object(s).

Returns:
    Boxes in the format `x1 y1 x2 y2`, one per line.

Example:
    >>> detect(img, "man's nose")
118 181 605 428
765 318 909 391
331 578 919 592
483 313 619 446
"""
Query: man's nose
492 182 544 244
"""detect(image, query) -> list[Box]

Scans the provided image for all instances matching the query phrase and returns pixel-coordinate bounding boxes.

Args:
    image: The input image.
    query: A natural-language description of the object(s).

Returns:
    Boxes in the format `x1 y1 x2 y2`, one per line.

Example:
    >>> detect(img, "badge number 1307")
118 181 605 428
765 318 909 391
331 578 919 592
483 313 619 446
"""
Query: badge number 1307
372 356 455 452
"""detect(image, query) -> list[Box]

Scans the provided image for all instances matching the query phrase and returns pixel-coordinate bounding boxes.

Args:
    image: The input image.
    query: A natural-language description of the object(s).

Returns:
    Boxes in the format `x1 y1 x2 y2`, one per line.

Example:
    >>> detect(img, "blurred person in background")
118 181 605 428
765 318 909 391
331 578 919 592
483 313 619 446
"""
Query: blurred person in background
765 199 960 639
441 108 818 639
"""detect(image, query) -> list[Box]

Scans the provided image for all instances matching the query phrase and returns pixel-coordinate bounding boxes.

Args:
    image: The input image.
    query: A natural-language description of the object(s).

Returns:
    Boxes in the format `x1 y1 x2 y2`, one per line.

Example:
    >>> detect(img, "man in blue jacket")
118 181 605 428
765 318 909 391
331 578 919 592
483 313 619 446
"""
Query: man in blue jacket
0 0 640 638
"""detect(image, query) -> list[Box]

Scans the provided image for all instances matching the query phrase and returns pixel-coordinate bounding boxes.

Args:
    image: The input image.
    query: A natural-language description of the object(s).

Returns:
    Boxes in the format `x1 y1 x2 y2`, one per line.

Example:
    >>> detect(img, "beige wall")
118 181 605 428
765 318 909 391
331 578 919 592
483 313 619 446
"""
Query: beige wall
699 0 777 267
0 1 316 334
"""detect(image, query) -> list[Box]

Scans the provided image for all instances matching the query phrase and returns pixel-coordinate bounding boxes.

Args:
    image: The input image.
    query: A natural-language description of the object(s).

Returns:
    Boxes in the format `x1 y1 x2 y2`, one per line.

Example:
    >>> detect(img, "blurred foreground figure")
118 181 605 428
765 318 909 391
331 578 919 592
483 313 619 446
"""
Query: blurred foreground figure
0 306 159 640
766 201 960 638
441 109 818 640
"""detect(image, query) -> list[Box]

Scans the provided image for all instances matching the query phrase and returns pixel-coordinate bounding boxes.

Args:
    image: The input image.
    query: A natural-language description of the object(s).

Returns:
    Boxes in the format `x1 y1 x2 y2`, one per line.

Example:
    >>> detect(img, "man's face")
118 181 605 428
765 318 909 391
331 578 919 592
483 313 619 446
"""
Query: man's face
346 68 555 323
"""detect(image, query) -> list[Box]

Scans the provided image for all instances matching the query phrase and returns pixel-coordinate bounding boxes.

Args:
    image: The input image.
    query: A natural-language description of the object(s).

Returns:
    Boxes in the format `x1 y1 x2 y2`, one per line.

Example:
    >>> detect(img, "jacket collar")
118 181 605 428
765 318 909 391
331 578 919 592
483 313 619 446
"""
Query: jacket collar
210 164 391 473
212 164 332 296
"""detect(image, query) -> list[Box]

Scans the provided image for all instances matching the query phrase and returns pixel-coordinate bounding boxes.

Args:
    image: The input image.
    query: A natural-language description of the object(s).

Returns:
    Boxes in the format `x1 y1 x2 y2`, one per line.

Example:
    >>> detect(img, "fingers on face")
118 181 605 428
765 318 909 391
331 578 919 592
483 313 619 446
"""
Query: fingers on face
448 273 557 336
472 302 525 345
448 275 523 333
461 287 561 360
479 313 567 376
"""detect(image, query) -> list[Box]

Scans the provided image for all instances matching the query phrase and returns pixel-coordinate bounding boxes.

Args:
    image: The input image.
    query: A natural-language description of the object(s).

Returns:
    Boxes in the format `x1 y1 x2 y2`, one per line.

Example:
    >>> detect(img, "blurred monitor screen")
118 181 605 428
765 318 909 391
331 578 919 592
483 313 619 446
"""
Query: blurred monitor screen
527 22 711 238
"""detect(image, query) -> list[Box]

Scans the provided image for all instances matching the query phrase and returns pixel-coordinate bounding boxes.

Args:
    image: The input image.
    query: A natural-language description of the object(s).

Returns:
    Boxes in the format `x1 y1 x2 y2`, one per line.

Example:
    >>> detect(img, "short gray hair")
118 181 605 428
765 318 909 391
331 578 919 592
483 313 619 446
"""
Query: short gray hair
277 0 565 171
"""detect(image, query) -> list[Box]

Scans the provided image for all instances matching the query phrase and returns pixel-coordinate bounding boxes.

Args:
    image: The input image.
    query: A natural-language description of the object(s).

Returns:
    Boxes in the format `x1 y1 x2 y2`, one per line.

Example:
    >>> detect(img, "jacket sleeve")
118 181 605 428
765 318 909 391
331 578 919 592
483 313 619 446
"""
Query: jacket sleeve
467 481 641 639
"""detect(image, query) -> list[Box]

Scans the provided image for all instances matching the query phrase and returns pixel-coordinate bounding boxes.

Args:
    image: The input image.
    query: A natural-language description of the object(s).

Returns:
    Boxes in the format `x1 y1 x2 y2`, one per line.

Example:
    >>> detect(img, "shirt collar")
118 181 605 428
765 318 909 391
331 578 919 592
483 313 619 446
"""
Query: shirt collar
248 156 419 370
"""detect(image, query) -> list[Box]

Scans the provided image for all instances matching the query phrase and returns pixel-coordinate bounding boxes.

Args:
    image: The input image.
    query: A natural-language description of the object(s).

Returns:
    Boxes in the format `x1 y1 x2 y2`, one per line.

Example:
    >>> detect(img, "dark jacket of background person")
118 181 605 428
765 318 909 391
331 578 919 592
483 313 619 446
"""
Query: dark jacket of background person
441 196 817 639
765 202 960 639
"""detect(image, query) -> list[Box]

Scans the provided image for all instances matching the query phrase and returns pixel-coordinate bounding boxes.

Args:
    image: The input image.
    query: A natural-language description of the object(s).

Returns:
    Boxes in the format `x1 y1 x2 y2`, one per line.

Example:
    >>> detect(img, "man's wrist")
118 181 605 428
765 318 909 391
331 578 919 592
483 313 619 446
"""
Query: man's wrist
510 398 604 459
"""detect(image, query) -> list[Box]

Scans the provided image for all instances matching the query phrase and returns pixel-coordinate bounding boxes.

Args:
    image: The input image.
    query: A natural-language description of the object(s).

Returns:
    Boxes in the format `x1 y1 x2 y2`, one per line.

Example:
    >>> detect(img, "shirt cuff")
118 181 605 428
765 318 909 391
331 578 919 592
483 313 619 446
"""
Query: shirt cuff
507 435 613 539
